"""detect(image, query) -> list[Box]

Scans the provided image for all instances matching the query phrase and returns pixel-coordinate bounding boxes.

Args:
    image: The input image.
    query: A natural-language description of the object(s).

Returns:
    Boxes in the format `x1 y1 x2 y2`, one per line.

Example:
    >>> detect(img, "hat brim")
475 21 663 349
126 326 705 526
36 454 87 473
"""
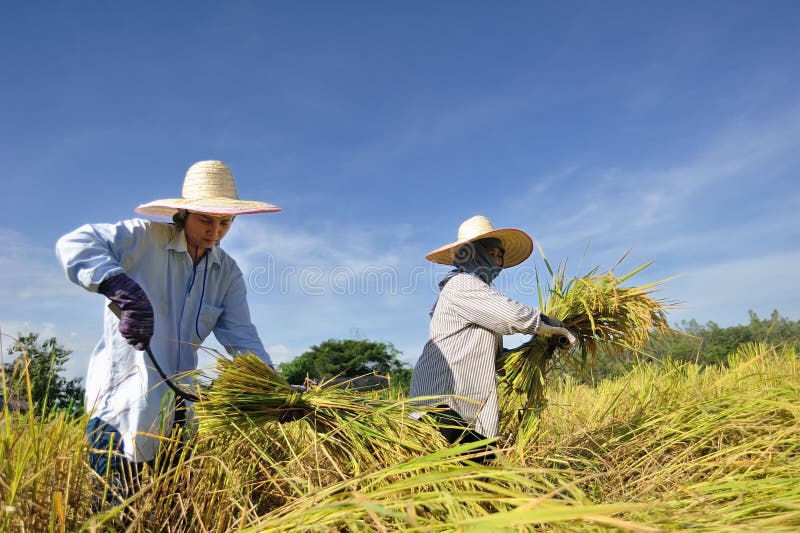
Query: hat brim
425 228 534 268
135 197 282 217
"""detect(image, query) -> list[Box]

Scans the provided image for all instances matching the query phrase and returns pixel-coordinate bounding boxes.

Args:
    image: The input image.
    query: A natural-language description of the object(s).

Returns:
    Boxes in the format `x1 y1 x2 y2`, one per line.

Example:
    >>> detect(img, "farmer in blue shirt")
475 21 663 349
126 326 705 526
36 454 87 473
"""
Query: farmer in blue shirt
56 160 280 503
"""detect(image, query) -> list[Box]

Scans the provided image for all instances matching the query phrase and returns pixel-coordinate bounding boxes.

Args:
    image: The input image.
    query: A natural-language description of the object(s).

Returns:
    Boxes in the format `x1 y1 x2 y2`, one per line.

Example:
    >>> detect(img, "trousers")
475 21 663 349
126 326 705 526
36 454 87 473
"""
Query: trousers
86 397 188 508
430 405 495 464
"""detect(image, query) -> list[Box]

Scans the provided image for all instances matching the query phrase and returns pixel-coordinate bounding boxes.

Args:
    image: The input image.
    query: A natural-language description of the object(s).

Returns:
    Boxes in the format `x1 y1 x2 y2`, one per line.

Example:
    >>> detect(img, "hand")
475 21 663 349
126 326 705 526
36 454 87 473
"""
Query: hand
99 274 154 351
537 320 578 349
556 328 578 349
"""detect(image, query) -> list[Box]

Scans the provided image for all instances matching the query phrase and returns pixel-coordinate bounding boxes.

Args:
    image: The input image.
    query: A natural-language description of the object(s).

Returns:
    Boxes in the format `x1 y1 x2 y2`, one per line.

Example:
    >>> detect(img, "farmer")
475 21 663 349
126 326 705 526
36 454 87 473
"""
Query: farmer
55 160 280 501
410 215 576 459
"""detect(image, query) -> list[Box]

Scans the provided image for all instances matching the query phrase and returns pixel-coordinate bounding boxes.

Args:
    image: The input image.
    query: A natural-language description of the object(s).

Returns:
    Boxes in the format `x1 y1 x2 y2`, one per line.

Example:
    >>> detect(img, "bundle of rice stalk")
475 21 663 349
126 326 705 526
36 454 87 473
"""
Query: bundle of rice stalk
195 354 446 476
497 253 674 430
195 354 316 434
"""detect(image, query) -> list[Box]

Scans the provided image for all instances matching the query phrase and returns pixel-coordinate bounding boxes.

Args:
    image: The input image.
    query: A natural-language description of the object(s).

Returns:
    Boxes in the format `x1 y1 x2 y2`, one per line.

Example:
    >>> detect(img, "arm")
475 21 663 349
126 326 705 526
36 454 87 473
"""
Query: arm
55 219 151 291
447 274 577 346
213 264 273 366
446 274 541 335
55 219 155 349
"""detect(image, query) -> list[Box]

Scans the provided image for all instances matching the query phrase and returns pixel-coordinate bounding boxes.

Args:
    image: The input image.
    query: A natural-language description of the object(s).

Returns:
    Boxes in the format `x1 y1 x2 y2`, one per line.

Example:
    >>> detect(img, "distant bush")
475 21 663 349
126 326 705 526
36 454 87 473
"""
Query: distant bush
279 338 411 392
587 310 800 381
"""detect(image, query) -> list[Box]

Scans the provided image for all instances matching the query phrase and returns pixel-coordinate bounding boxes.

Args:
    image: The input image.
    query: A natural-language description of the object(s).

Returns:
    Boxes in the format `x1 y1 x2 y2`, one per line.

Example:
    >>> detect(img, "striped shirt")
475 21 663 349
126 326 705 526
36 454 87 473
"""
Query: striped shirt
410 272 542 437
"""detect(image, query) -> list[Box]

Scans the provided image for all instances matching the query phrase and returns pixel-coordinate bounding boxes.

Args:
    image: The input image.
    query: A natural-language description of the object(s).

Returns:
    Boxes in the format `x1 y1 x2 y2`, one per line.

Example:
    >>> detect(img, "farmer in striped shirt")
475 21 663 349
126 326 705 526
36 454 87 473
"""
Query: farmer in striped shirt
410 215 575 455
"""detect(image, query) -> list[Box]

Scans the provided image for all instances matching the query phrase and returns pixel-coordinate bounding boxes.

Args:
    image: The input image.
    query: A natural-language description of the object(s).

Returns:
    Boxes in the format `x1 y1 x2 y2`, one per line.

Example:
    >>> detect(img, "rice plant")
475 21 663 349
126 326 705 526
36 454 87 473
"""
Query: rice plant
239 442 648 532
0 351 93 532
531 342 800 530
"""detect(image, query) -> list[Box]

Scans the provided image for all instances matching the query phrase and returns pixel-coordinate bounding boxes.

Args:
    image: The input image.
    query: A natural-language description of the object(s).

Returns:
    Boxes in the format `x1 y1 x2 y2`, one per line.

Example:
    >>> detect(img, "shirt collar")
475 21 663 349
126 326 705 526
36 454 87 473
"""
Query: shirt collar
167 228 221 266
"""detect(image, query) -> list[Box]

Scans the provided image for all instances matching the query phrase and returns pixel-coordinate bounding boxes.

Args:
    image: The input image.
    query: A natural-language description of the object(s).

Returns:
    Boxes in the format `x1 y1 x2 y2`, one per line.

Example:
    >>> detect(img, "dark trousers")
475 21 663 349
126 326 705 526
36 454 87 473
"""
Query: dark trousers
430 406 495 464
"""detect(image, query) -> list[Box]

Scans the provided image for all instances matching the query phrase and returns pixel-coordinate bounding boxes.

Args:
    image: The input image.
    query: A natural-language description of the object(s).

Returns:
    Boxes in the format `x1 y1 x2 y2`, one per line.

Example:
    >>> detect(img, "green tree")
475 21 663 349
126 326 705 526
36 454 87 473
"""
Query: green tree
3 333 84 415
279 338 410 389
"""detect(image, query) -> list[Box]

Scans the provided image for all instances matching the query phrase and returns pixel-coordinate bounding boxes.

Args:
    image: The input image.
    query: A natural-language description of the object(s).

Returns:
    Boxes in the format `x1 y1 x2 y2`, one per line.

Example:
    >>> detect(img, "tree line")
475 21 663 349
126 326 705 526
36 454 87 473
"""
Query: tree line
588 310 800 380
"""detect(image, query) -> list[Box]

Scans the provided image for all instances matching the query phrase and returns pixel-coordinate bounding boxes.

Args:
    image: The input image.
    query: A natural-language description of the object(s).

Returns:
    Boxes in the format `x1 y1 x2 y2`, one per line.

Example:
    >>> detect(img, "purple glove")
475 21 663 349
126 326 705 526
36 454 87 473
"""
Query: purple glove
98 274 154 351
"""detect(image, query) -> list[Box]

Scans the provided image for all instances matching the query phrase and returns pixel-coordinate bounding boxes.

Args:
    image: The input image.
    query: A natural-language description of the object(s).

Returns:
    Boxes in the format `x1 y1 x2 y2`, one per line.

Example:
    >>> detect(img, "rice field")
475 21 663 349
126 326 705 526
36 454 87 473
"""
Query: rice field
2 341 798 531
2 259 798 531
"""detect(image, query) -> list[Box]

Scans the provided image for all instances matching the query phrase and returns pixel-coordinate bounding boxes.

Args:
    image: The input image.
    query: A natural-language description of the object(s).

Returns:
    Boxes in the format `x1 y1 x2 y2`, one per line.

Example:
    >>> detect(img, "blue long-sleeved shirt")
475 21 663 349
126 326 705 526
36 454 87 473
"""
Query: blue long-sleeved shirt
56 218 271 461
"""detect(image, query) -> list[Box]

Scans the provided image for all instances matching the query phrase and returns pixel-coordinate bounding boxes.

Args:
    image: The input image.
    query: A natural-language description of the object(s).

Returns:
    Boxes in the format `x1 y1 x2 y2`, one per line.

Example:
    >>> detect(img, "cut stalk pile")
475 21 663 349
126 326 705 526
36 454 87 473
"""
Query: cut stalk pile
195 354 446 474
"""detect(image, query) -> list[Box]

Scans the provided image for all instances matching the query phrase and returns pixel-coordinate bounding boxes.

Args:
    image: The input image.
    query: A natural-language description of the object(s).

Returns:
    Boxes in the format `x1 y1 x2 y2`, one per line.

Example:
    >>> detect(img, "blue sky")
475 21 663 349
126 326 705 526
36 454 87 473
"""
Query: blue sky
1 2 798 379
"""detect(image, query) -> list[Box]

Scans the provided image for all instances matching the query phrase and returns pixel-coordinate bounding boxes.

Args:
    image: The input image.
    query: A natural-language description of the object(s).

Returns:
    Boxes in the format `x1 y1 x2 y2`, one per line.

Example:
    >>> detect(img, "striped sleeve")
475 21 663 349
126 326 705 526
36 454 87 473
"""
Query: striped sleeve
444 274 542 335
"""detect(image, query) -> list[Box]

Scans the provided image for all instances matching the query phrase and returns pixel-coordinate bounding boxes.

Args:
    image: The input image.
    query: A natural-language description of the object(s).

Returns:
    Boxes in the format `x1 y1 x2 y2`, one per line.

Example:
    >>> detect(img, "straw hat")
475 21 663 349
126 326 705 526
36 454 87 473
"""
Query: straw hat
135 160 281 217
426 215 533 268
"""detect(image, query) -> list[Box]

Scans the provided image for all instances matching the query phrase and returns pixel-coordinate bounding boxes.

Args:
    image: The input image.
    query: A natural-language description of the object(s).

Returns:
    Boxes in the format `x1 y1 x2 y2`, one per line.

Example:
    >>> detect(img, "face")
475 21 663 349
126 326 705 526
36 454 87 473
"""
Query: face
184 212 234 253
486 246 505 268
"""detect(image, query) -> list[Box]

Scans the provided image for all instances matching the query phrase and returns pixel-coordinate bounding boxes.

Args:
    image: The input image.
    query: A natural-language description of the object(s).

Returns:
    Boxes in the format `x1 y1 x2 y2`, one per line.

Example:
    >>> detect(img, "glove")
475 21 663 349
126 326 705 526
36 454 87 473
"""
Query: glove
99 273 154 351
540 313 566 329
537 314 577 349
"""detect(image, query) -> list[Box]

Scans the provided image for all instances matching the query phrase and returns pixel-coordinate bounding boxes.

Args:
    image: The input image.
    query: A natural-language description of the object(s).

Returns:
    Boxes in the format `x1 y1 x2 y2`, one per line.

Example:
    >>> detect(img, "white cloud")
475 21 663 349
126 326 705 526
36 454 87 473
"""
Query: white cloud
0 229 77 303
496 105 800 329
664 250 800 327
223 217 436 298
264 343 294 363
508 106 800 255
0 319 96 381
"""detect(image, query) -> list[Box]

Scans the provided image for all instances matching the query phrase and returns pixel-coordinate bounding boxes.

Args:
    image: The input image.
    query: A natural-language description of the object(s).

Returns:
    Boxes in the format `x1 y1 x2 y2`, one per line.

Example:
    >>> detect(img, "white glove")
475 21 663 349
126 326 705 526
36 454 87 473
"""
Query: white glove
537 321 577 348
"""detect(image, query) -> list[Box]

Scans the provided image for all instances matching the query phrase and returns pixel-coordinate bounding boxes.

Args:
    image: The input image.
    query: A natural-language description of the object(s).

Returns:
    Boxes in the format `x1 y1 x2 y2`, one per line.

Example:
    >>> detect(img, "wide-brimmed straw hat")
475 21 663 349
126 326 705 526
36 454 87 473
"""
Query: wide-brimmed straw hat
135 160 281 217
426 215 533 268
